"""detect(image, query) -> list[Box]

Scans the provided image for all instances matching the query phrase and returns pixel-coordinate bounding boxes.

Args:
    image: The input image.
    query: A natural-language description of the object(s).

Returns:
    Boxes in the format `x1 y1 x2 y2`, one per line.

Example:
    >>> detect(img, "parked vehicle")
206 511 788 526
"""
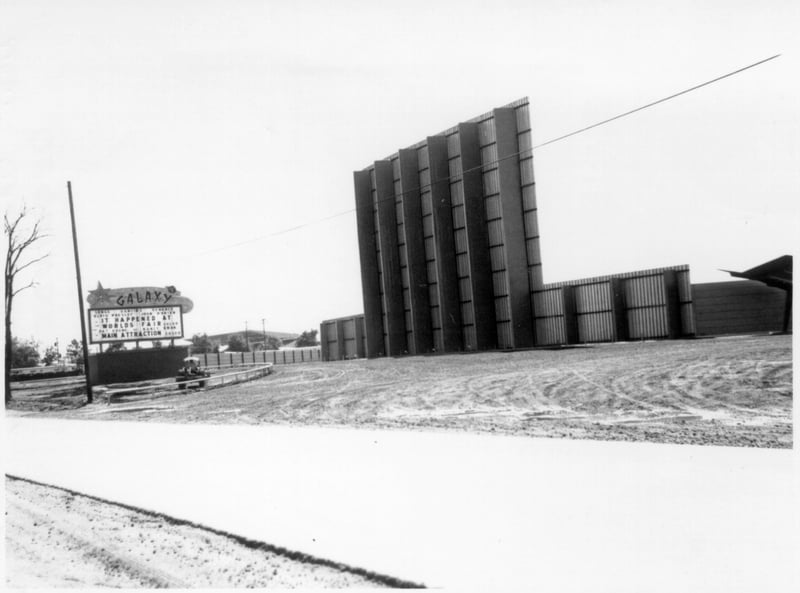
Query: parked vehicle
176 356 210 389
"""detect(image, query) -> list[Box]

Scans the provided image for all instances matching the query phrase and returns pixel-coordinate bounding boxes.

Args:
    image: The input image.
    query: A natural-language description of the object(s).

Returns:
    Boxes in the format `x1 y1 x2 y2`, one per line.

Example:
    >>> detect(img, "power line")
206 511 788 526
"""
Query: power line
195 54 781 256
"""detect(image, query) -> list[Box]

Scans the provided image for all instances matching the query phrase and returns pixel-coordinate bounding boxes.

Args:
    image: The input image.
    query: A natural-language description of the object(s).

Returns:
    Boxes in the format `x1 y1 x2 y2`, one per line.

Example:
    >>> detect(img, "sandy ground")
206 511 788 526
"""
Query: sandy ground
4 475 417 589
10 334 792 448
4 334 793 588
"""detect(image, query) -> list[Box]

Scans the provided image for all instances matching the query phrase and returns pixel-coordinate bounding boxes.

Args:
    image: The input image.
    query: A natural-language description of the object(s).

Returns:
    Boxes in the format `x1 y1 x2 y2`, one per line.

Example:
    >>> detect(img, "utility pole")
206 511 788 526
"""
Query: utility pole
244 321 249 351
262 318 267 349
67 181 93 403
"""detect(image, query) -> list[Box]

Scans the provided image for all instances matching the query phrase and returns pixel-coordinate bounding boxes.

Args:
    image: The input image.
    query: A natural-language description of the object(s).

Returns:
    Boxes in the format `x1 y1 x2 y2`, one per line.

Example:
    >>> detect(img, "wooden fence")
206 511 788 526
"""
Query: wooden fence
194 347 321 368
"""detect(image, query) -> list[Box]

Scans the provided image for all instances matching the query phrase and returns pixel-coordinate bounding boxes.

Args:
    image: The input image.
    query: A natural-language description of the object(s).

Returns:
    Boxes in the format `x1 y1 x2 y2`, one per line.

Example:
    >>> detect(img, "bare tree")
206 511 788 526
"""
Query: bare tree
5 207 49 403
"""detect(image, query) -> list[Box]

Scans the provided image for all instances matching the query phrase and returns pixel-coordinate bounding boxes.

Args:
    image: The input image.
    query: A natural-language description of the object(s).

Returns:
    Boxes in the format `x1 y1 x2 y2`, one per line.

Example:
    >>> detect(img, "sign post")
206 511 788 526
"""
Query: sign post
67 181 93 403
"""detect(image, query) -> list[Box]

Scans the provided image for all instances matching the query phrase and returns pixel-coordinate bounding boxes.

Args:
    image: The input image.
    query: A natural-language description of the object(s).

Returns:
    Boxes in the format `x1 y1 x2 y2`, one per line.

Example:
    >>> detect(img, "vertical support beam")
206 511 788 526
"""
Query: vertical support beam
663 271 683 339
428 136 462 352
611 278 630 341
458 122 497 351
354 170 384 358
398 148 433 354
562 285 579 345
335 319 346 360
493 108 535 348
319 322 330 361
355 315 366 359
374 160 407 356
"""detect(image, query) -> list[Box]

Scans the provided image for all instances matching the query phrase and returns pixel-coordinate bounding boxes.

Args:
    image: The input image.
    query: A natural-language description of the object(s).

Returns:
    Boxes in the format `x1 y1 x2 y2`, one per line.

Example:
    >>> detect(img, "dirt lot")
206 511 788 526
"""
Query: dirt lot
9 334 793 448
5 475 416 588
5 334 793 587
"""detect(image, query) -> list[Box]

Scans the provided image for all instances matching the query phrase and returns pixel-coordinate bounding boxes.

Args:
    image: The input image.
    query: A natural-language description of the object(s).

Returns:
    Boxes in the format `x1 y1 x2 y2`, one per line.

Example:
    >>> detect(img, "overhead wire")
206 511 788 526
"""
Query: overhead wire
194 54 781 257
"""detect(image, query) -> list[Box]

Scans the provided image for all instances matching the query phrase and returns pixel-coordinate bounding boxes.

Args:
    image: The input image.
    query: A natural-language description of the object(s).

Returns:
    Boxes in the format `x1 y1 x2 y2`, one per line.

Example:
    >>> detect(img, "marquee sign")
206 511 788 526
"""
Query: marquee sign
89 306 184 343
88 283 194 314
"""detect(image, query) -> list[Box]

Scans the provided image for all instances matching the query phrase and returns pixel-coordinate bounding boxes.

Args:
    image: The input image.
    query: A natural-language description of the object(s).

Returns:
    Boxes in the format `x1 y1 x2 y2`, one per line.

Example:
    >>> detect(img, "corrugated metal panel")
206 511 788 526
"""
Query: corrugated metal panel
343 337 357 359
519 156 535 185
450 180 464 204
522 185 537 211
489 245 505 270
624 275 665 307
419 168 431 187
421 192 433 216
452 206 466 230
496 321 513 348
477 120 496 145
529 265 544 292
460 302 475 325
485 195 502 220
487 220 504 246
446 132 461 155
454 229 468 255
575 282 613 313
433 328 444 352
494 295 511 321
343 319 357 340
492 270 507 296
456 252 470 278
533 287 564 318
424 236 436 258
417 145 429 168
536 317 566 346
426 260 438 283
422 215 434 237
480 145 498 167
428 284 440 307
462 325 477 351
525 237 540 266
628 308 668 339
482 168 500 195
578 312 616 343
449 156 462 178
458 277 472 301
523 210 539 238
515 103 530 130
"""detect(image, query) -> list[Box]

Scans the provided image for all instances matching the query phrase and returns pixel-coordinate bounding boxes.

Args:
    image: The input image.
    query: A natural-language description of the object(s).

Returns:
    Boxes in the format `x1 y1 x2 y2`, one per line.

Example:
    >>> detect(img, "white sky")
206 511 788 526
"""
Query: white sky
2 0 798 351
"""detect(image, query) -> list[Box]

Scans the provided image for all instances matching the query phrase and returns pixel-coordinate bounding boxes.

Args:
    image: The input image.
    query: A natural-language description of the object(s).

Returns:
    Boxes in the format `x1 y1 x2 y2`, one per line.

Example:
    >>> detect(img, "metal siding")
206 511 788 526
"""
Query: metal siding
485 195 502 220
450 180 464 204
492 270 507 296
519 156 535 186
477 120 496 144
452 206 466 230
536 317 566 346
522 184 537 211
523 210 539 238
496 321 513 348
489 245 506 270
428 285 440 307
422 215 434 237
482 168 500 194
456 252 470 278
463 325 477 350
461 302 475 325
518 130 532 153
487 219 504 246
458 277 472 301
494 296 511 321
449 156 462 178
433 328 444 351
